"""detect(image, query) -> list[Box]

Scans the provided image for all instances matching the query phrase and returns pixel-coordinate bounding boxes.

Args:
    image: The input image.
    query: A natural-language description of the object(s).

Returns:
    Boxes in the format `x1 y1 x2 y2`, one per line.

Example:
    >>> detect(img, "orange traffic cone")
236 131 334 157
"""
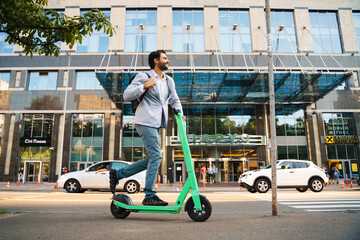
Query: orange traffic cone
37 174 40 187
5 181 10 189
179 176 182 189
341 181 345 189
17 178 20 187
54 185 58 190
240 185 243 191
350 181 354 189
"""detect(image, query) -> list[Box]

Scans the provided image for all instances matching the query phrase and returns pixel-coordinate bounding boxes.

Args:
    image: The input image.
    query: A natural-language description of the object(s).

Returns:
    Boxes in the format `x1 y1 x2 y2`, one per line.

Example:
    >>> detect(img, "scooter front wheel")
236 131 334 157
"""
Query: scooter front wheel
185 195 212 222
111 194 132 219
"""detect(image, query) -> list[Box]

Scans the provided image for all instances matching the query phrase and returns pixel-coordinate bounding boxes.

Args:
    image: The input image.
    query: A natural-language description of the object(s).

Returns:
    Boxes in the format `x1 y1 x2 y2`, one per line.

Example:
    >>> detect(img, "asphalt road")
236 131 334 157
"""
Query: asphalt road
1 190 359 239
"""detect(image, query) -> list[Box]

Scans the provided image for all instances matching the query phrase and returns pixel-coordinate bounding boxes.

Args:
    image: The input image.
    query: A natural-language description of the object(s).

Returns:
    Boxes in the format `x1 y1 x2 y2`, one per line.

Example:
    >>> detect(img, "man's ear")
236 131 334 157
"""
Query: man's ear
154 58 160 65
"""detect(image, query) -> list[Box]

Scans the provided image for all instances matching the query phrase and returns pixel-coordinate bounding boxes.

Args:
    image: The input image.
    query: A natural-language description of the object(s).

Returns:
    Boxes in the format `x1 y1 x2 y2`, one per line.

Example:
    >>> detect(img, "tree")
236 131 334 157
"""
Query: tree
0 0 114 57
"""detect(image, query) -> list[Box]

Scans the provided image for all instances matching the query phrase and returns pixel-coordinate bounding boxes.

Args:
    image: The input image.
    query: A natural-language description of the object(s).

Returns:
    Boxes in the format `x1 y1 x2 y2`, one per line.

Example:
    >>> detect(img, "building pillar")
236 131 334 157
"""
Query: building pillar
249 6 267 52
64 7 80 52
108 113 115 160
338 8 358 53
4 114 15 175
56 114 64 176
311 112 322 166
294 8 314 53
157 6 173 51
110 6 126 52
204 5 219 52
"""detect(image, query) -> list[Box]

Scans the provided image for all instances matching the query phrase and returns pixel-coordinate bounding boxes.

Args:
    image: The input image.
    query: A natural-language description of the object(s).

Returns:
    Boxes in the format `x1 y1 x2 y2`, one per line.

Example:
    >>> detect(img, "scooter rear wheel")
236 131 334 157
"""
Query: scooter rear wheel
185 195 212 222
111 194 132 219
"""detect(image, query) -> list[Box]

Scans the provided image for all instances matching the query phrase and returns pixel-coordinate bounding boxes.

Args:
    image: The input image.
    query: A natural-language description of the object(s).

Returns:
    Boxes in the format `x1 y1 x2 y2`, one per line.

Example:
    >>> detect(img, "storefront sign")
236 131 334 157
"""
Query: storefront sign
20 137 51 147
325 136 359 144
167 134 266 146
352 163 358 172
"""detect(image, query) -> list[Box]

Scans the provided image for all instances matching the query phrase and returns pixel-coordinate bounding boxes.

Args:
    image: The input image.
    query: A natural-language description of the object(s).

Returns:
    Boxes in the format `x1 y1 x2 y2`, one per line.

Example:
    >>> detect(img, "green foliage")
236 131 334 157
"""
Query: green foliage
0 0 114 57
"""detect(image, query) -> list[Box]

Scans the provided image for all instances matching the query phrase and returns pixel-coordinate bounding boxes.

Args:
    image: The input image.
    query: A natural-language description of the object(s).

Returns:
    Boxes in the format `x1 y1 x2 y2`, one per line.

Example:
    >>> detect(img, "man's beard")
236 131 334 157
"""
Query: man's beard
159 62 168 71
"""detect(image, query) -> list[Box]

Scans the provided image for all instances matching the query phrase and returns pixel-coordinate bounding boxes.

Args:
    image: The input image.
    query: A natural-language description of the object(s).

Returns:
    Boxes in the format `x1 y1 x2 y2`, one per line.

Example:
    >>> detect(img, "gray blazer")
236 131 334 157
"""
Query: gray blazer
123 70 183 128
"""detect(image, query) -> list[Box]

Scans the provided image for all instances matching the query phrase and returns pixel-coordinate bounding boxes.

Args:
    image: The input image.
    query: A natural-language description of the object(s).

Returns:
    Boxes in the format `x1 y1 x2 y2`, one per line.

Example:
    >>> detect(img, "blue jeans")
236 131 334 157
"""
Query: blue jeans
116 124 162 199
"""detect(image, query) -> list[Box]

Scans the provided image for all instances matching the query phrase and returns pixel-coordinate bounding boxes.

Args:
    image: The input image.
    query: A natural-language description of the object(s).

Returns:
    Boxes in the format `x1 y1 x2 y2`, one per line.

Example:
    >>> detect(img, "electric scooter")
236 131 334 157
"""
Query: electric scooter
110 110 212 222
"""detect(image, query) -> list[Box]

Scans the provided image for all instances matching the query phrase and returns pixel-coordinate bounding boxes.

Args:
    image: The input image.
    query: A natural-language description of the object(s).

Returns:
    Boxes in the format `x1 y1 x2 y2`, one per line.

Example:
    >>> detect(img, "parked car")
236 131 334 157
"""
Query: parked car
57 160 145 194
238 160 328 193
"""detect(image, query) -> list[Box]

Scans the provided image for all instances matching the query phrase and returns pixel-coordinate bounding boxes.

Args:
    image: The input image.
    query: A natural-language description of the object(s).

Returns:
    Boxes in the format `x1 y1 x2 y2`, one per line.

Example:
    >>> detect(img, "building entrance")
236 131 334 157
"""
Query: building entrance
174 162 186 183
24 161 42 183
338 160 352 179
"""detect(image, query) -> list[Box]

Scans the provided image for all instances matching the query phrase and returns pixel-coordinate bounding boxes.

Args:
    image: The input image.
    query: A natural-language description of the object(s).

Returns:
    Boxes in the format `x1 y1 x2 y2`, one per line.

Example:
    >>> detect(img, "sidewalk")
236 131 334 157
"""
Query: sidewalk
1 181 359 192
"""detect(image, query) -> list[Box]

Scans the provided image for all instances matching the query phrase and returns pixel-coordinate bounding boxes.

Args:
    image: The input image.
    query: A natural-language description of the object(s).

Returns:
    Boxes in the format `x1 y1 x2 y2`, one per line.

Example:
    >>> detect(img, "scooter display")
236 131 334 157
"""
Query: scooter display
110 110 212 222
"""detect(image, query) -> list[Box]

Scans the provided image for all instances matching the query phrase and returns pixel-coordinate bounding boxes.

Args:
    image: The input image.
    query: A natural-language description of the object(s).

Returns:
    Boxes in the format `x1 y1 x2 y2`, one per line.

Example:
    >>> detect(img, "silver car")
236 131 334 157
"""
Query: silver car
57 160 146 194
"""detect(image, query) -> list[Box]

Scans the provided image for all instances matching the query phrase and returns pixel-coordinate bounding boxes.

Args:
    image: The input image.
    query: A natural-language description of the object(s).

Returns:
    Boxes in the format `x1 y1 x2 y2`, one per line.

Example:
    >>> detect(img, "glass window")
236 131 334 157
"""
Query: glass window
88 162 109 171
75 71 103 90
22 114 54 138
125 10 157 52
219 10 251 52
309 11 342 53
0 72 10 90
323 113 354 136
270 10 297 53
111 162 128 170
0 33 14 54
276 107 305 136
293 162 309 168
354 12 360 52
172 9 205 52
28 72 57 90
78 10 110 53
70 114 104 165
122 115 144 162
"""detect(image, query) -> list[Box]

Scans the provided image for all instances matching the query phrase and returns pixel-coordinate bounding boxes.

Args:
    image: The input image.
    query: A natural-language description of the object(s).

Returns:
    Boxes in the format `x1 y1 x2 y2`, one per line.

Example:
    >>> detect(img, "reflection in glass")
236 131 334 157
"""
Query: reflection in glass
28 72 58 91
219 10 251 52
125 10 157 52
78 10 110 52
0 72 10 90
172 9 205 52
309 11 342 53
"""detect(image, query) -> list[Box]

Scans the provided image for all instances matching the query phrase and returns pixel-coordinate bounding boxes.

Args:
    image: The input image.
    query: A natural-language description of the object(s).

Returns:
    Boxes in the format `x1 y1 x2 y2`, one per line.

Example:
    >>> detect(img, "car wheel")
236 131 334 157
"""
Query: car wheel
255 178 270 193
65 179 81 193
124 180 140 194
247 188 257 193
309 178 324 192
296 187 308 192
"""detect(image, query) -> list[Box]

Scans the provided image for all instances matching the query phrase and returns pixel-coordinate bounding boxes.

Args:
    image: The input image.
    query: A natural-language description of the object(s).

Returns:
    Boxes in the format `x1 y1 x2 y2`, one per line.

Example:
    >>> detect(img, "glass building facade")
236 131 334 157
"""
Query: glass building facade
0 2 359 184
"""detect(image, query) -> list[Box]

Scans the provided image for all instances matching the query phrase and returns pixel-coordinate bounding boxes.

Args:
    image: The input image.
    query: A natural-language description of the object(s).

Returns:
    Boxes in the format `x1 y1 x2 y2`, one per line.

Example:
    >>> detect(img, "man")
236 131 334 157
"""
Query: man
208 165 213 183
110 50 184 206
212 164 218 183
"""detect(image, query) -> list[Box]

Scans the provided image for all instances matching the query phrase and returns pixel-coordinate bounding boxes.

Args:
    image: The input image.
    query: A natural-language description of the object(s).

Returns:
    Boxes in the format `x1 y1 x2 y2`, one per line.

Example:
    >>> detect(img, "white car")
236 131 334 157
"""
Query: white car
57 161 145 194
239 160 328 193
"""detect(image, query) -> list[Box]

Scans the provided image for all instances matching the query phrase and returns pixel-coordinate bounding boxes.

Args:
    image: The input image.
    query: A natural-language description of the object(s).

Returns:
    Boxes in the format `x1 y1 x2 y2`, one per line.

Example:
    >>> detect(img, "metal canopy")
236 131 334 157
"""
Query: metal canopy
96 71 352 114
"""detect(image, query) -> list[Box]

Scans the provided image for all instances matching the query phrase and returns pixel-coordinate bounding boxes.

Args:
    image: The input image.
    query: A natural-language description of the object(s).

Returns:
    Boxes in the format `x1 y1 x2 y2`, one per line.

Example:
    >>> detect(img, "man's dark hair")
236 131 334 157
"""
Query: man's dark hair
148 50 166 69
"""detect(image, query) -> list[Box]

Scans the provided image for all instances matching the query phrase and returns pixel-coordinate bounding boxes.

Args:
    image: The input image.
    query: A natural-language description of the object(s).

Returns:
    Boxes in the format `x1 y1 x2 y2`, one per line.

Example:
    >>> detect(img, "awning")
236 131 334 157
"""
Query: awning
96 71 352 114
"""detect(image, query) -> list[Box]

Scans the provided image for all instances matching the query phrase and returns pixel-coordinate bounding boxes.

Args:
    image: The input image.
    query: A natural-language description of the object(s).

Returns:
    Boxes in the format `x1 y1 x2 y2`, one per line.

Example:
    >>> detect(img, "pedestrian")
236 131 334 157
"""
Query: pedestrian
212 164 218 183
329 165 335 185
62 166 68 174
334 167 340 184
18 167 24 184
109 50 184 206
208 165 213 183
200 165 207 183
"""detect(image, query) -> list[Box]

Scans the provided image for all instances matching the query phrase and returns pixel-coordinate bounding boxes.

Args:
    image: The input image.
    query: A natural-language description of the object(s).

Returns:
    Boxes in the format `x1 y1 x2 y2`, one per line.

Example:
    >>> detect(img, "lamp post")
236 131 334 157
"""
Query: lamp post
57 45 72 177
265 0 278 216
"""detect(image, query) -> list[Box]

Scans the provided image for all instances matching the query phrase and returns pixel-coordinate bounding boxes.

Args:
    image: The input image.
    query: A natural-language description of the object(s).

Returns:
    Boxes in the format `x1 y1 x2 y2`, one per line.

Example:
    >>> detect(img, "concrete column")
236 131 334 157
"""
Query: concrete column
249 6 267 52
108 114 115 160
56 114 64 176
204 6 219 52
64 7 80 52
304 107 313 162
110 6 126 52
294 8 314 53
157 6 173 51
338 9 358 53
312 113 322 166
4 114 15 175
